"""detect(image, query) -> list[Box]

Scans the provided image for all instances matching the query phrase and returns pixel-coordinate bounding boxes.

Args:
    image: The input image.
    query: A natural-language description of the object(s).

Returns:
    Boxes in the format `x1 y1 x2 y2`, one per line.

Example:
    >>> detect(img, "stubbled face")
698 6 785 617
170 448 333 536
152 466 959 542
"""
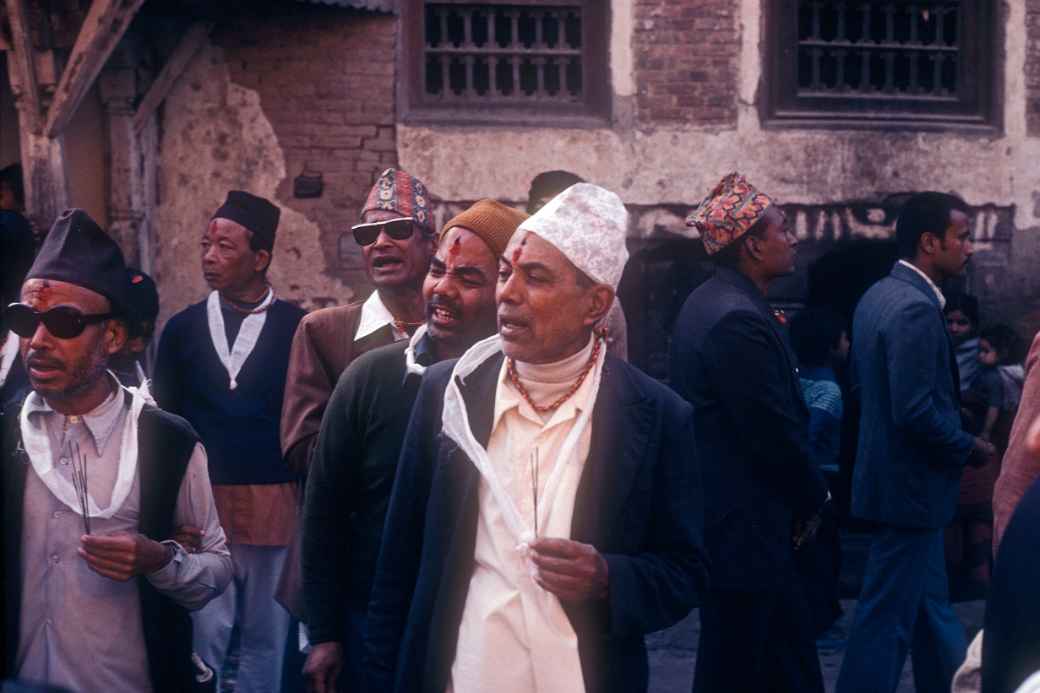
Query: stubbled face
422 226 499 355
361 209 436 290
752 205 797 278
200 217 268 293
496 231 609 364
978 338 1000 367
946 308 975 345
19 279 124 403
933 209 974 279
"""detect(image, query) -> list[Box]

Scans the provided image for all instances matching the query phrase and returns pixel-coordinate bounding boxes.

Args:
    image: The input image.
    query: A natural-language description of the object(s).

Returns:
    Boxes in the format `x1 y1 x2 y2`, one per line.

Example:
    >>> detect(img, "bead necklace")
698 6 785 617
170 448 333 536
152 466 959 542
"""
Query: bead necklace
220 286 274 315
392 319 424 336
506 337 602 415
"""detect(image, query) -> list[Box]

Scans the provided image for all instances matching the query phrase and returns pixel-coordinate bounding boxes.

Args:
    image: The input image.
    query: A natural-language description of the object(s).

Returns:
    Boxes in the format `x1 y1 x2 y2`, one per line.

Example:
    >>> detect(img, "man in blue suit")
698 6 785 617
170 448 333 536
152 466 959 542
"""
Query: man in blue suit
837 192 995 693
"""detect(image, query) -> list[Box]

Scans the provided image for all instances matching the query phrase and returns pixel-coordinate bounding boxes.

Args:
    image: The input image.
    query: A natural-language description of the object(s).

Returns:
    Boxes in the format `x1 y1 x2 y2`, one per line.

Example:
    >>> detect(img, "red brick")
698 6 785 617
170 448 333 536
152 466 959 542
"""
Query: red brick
634 0 738 127
217 5 398 285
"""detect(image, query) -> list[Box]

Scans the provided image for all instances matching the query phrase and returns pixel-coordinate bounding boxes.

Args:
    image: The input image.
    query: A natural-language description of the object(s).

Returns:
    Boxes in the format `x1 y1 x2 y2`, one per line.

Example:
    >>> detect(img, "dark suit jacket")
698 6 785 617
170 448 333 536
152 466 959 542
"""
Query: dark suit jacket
983 476 1040 693
364 353 707 693
670 267 828 591
850 262 973 528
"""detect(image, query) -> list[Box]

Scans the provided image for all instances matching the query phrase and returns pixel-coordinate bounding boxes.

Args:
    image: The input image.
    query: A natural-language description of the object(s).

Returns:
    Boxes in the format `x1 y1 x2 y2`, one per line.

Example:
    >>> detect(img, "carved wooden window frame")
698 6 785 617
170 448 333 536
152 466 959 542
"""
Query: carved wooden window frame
399 0 611 125
764 0 1000 130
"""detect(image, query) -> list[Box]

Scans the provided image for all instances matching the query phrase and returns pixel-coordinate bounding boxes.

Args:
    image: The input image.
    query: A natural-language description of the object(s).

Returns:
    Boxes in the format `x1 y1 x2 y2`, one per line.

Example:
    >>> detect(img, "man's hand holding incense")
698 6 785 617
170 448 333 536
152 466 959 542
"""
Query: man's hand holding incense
529 537 609 602
78 531 174 581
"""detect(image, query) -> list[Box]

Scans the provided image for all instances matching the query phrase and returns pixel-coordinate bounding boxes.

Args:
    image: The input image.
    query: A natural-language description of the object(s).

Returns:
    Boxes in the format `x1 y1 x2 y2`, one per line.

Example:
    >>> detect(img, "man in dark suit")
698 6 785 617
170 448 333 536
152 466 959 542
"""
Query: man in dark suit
837 192 994 693
364 183 707 693
671 172 831 692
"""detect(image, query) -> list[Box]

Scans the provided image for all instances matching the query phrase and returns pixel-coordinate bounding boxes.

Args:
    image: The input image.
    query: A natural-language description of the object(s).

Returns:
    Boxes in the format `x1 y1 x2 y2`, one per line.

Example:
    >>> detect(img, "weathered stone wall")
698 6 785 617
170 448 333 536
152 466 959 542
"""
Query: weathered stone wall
151 6 397 326
399 0 1040 344
1027 0 1040 135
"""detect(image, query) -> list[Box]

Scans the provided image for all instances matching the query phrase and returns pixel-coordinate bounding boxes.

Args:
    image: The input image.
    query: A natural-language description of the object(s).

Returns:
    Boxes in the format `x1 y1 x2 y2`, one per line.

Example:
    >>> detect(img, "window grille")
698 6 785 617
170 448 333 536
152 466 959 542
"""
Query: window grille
400 0 609 123
766 1 997 129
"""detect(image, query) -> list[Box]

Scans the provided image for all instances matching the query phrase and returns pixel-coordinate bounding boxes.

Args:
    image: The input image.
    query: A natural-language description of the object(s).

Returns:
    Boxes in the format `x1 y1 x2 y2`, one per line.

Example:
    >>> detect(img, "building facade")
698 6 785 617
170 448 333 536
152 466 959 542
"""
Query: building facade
3 0 1038 376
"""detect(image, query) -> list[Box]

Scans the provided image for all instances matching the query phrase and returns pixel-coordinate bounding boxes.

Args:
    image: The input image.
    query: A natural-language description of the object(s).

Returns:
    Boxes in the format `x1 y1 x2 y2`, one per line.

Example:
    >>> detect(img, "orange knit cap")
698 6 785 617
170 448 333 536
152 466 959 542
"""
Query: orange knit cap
439 199 528 258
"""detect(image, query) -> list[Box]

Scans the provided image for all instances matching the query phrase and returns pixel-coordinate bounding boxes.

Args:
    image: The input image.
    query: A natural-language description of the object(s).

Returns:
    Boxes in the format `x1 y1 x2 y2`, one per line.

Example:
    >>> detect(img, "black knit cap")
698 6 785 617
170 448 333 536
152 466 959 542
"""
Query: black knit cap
125 267 159 324
212 190 280 251
26 209 130 314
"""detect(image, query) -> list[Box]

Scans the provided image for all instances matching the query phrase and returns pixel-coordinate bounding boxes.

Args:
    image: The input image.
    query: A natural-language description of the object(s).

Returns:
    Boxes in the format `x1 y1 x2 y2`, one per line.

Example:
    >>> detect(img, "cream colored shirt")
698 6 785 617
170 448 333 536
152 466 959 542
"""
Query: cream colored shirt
450 337 602 693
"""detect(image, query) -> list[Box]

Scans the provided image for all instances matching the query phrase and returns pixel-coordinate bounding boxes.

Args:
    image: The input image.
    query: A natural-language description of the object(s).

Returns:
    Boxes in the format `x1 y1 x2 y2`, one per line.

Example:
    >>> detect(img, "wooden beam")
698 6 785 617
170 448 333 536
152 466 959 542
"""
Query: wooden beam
20 130 69 231
4 0 41 134
132 22 213 134
43 0 145 139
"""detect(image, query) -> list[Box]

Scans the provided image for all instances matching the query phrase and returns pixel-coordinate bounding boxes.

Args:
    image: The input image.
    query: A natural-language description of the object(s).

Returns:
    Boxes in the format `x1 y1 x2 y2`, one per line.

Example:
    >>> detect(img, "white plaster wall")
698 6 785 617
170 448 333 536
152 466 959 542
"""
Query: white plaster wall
153 43 355 326
398 0 1039 233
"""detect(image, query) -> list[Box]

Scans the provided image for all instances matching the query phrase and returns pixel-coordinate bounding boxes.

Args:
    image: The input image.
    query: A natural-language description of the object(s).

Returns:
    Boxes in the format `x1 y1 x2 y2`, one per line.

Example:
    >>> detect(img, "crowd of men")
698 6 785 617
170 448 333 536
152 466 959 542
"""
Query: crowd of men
2 164 1040 693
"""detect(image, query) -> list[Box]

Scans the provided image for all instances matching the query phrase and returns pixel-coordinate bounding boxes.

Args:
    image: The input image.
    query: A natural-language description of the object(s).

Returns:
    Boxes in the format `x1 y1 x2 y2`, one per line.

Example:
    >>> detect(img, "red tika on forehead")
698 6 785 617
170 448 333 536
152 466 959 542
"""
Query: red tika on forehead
449 236 462 257
511 234 528 264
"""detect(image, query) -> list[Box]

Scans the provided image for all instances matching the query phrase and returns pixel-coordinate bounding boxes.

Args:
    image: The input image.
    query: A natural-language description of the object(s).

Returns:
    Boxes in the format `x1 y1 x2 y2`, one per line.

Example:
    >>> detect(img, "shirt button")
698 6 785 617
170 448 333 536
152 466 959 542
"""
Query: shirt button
52 511 62 519
45 618 53 626
59 457 70 466
50 554 60 564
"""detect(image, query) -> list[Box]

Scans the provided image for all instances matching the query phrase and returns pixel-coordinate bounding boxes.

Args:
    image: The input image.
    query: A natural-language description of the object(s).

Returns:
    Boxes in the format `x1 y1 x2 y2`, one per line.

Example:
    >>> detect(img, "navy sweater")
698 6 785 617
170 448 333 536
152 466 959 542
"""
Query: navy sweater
154 297 305 485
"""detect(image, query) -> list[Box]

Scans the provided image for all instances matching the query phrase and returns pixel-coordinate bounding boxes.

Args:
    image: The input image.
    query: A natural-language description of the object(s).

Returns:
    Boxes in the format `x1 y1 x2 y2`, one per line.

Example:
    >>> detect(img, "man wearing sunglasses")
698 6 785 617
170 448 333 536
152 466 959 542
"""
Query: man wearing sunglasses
281 168 436 478
1 209 231 692
153 190 306 692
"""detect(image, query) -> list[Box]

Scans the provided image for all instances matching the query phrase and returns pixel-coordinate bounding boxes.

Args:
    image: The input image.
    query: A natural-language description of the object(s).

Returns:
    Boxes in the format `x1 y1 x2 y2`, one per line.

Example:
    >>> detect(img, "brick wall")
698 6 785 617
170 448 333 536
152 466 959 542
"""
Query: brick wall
632 0 739 127
216 5 398 291
1028 0 1040 136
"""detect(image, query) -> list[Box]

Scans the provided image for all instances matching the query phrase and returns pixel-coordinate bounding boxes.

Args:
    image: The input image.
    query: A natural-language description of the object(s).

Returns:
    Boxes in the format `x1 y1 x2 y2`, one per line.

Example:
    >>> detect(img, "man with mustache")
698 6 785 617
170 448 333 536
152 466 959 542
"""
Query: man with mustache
281 168 436 477
1 209 231 691
365 183 707 693
300 199 526 693
837 192 995 693
277 168 436 671
153 190 306 691
671 173 831 693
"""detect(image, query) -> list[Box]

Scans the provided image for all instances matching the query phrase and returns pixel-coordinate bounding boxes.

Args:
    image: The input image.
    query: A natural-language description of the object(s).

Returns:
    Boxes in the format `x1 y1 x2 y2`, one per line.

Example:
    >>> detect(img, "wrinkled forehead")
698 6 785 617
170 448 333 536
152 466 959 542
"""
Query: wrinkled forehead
435 225 496 266
21 278 110 312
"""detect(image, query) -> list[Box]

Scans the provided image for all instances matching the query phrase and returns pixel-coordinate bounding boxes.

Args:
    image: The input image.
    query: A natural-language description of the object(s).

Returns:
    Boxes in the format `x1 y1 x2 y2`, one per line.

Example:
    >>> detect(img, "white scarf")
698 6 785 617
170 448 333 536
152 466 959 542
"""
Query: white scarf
404 323 429 377
19 378 150 519
206 288 274 390
441 334 606 551
0 331 18 387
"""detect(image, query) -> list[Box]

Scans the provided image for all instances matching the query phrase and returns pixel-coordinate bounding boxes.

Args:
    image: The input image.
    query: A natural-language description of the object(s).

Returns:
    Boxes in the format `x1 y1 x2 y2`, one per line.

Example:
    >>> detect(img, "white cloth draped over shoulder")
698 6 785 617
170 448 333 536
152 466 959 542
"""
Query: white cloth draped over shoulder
206 288 275 390
442 334 606 693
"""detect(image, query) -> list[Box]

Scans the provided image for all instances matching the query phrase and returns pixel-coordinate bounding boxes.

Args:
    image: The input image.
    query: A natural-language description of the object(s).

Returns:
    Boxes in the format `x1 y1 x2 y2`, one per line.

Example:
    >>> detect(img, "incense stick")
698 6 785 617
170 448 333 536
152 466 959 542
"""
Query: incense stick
69 439 91 534
531 448 539 538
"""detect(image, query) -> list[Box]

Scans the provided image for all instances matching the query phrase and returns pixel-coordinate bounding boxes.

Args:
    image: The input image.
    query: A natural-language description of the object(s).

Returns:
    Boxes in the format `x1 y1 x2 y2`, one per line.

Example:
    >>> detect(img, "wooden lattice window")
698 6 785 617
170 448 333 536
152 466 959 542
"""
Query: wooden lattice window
400 0 610 123
766 1 998 129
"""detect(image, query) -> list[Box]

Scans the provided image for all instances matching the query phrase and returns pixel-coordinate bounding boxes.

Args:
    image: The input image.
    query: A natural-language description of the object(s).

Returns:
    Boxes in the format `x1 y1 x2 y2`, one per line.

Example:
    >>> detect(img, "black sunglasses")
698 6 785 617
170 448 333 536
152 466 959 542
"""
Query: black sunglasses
4 303 115 340
351 217 416 247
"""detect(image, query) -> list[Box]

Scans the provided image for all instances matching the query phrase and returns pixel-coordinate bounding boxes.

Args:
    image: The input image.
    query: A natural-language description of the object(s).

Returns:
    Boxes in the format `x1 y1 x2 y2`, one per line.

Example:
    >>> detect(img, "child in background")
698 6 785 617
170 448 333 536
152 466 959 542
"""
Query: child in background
946 292 982 395
976 324 1025 447
950 323 1025 593
790 307 849 641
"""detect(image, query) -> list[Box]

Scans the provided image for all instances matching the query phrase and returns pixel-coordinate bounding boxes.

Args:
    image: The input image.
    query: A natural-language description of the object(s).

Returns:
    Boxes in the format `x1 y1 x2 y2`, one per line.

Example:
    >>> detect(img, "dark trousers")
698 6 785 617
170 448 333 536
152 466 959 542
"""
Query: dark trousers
836 525 967 693
343 606 368 686
693 587 824 693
